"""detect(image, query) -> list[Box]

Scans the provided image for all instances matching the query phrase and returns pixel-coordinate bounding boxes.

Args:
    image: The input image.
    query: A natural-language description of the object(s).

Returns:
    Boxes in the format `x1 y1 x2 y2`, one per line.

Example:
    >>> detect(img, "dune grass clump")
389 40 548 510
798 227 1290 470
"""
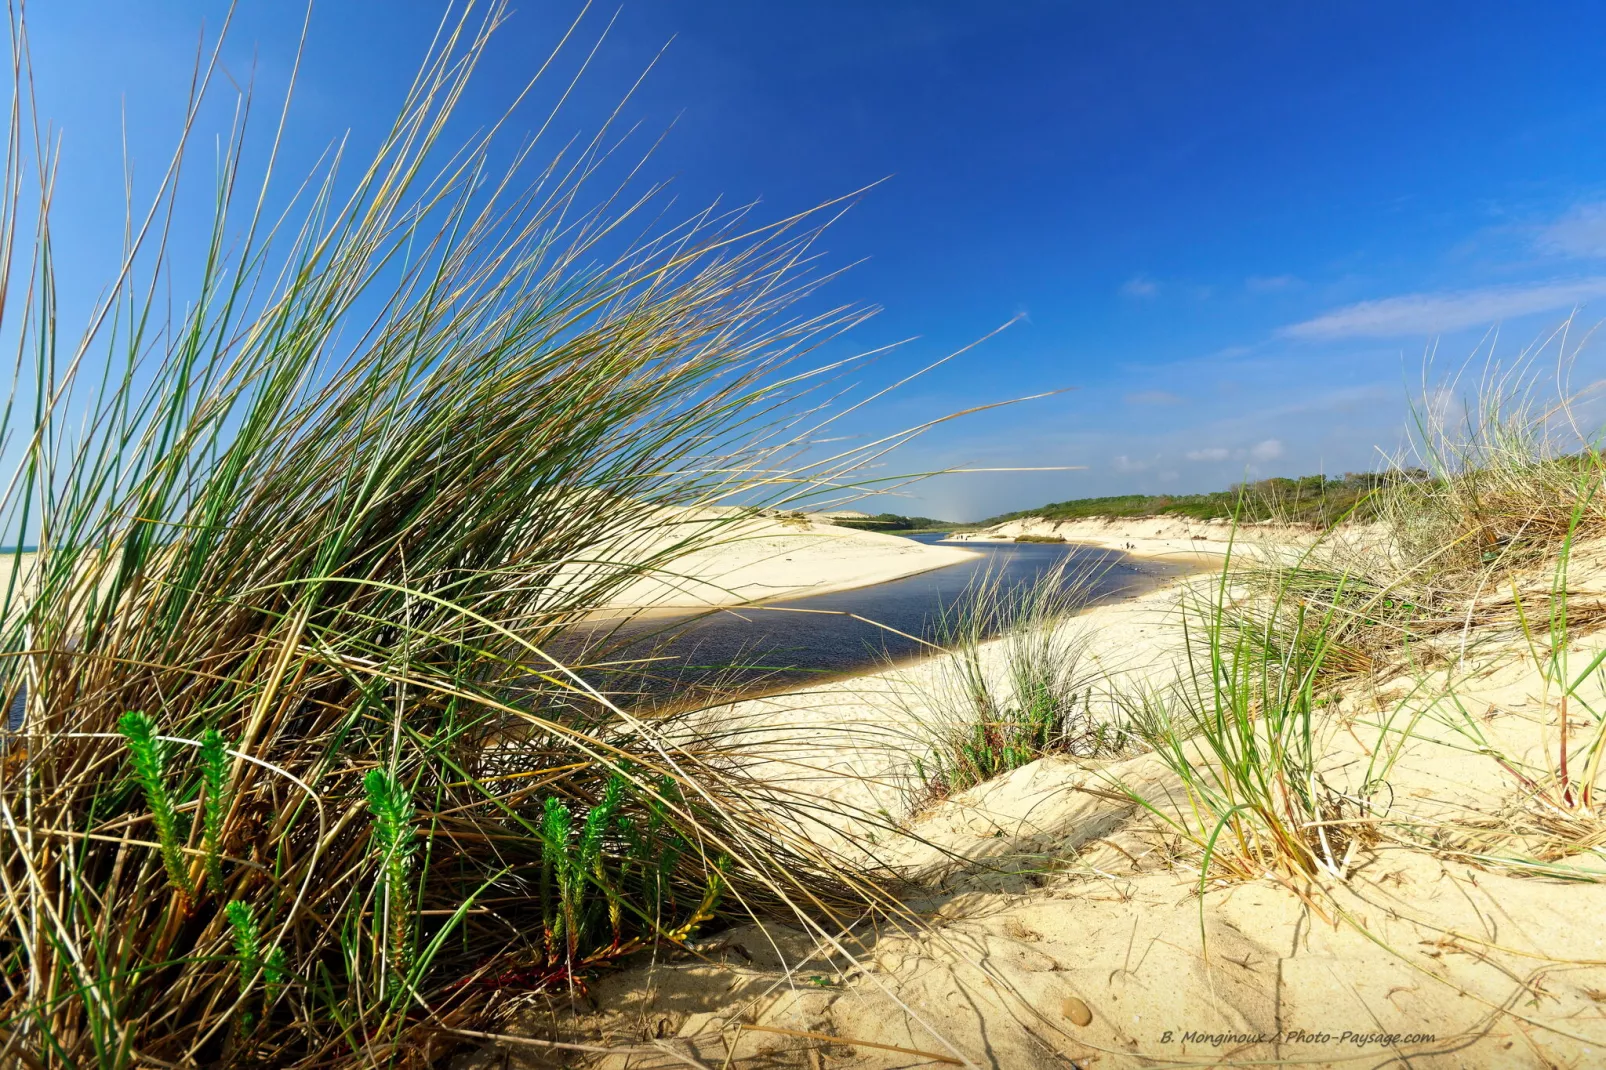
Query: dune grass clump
1220 333 1606 695
1121 571 1387 887
1134 335 1606 888
0 7 897 1066
1413 513 1606 879
1382 337 1606 582
913 563 1128 801
1222 556 1439 686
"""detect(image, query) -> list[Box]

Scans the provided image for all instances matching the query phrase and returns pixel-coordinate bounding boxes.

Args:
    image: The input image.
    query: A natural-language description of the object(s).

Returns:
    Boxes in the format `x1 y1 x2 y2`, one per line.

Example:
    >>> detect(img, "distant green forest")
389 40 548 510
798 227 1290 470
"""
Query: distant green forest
828 513 958 534
834 471 1419 534
986 471 1419 528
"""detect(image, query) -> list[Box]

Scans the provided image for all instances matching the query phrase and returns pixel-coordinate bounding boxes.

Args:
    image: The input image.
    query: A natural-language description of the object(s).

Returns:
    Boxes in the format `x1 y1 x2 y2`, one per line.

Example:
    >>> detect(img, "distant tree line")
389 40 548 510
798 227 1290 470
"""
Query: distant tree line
986 470 1434 529
824 469 1453 534
828 512 957 532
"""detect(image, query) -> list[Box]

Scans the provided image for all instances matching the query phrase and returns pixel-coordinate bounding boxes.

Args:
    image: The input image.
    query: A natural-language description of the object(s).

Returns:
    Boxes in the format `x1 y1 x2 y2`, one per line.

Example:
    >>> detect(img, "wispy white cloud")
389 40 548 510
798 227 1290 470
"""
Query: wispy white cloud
1246 274 1300 293
1537 202 1606 258
1121 274 1159 299
1125 390 1183 406
1112 454 1155 473
1280 277 1606 339
1184 439 1282 463
1249 438 1284 461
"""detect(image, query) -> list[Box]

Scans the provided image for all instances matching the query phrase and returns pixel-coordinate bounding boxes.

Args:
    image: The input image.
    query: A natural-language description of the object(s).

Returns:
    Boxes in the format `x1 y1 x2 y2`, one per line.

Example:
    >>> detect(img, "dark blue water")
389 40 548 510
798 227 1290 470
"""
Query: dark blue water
566 535 1193 711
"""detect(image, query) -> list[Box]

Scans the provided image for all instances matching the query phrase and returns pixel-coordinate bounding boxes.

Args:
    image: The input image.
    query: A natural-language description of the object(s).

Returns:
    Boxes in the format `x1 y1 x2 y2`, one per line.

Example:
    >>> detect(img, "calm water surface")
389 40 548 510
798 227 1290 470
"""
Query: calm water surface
566 535 1195 711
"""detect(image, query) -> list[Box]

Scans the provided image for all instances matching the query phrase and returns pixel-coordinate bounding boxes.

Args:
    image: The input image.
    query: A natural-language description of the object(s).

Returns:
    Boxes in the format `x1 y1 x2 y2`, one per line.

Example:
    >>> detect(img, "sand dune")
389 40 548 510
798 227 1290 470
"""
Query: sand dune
0 514 976 624
598 510 978 613
464 536 1606 1069
947 513 1338 561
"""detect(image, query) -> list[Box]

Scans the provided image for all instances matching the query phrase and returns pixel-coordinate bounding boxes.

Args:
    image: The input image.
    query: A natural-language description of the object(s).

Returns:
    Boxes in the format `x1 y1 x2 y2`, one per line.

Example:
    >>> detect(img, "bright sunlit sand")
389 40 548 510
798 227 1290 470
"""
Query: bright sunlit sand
595 510 980 615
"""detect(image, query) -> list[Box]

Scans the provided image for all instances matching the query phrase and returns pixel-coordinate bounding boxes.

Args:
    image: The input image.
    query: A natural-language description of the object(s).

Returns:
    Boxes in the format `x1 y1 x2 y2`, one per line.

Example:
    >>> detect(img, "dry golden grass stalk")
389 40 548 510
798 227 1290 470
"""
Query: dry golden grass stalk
0 6 936 1066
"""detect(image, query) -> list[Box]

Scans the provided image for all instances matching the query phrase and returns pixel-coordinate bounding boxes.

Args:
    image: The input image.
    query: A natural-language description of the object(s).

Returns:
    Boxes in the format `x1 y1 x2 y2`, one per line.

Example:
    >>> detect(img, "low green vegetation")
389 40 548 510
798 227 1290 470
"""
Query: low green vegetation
828 511 965 533
911 563 1134 803
824 470 1406 535
986 471 1415 528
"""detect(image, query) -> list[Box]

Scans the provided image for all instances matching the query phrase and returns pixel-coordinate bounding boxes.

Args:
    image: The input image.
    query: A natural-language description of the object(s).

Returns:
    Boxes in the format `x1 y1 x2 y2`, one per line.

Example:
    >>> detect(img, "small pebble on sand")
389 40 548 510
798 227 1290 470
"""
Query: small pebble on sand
1061 996 1093 1026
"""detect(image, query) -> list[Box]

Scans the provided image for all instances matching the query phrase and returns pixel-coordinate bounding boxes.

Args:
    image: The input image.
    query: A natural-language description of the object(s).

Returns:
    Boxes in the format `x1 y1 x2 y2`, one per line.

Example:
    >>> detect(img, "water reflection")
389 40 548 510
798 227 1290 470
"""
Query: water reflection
565 534 1194 711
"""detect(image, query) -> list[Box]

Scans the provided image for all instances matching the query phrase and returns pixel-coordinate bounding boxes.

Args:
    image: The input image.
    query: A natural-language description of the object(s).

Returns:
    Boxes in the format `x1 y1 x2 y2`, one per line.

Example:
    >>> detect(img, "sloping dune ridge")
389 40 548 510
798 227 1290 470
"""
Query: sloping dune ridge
464 518 1606 1069
949 513 1392 562
595 509 979 614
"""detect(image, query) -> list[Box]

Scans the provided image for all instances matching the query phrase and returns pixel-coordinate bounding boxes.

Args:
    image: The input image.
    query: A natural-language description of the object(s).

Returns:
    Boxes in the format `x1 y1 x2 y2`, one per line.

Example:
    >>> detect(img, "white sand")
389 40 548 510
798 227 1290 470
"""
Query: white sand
0 516 978 622
946 514 1336 563
599 510 978 613
463 535 1606 1069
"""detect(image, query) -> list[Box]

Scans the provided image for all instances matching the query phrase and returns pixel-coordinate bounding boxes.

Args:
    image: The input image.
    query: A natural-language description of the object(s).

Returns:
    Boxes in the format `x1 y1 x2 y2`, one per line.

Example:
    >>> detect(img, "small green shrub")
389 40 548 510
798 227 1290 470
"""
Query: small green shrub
199 728 231 894
117 711 192 897
364 768 418 988
1120 570 1385 886
914 563 1129 800
224 900 263 1011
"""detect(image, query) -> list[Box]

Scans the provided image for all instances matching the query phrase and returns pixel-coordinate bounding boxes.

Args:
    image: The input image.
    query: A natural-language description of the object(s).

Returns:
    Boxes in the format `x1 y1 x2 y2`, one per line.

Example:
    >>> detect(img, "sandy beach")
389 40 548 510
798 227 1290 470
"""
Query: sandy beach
0 517 980 626
466 522 1606 1070
597 510 980 614
946 513 1333 562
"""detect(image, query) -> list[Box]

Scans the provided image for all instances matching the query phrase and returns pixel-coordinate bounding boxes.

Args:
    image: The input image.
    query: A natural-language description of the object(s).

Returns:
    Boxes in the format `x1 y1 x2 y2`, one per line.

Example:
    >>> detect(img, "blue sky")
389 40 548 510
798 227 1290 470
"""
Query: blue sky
29 1 1606 520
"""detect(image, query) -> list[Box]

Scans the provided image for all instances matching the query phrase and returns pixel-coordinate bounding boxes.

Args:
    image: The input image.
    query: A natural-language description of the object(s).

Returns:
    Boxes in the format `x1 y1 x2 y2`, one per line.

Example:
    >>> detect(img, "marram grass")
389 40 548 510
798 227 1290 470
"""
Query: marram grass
1111 339 1606 895
910 560 1128 802
0 5 901 1066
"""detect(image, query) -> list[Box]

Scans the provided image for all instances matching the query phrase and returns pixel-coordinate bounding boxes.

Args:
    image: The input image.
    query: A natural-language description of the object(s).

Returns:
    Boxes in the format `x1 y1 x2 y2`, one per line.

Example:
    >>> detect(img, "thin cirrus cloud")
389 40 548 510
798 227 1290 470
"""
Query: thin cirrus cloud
1124 390 1183 405
1183 440 1282 463
1536 202 1606 258
1120 274 1159 298
1112 454 1156 473
1280 276 1606 340
1246 274 1300 293
1249 438 1284 461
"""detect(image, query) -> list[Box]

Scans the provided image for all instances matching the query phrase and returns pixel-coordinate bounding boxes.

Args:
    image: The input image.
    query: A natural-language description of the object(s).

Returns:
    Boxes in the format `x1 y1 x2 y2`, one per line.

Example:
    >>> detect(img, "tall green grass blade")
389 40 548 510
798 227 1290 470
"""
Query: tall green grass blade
0 5 917 1062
